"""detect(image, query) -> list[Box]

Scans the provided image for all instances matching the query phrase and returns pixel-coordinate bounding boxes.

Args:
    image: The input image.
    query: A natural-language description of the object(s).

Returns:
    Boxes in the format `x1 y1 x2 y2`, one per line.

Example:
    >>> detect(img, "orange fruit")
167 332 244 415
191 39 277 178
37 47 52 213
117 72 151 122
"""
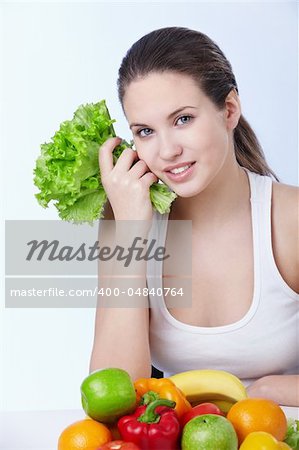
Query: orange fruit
58 418 112 450
227 398 287 444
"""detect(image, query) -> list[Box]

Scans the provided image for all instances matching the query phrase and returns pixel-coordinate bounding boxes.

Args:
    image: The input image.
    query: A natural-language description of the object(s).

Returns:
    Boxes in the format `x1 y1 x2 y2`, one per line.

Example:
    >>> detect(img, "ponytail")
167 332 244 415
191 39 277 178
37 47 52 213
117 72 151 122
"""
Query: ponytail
234 115 279 181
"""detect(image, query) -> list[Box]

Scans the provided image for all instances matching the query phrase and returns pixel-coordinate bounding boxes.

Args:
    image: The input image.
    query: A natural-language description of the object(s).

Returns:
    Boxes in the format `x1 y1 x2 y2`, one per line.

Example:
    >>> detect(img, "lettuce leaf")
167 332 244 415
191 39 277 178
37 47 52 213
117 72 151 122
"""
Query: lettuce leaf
284 419 299 450
34 100 177 223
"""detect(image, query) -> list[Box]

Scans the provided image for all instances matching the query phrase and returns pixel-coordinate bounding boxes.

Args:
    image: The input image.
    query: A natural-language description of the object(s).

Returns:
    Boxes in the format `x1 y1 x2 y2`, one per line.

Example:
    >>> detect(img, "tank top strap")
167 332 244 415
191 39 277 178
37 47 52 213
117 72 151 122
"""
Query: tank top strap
146 210 169 306
245 168 272 207
243 168 272 263
148 209 169 252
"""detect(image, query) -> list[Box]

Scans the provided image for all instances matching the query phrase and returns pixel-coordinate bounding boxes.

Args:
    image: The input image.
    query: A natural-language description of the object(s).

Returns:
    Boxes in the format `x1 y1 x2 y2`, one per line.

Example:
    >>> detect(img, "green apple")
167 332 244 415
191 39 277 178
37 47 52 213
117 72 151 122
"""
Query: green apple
181 413 238 450
80 368 137 423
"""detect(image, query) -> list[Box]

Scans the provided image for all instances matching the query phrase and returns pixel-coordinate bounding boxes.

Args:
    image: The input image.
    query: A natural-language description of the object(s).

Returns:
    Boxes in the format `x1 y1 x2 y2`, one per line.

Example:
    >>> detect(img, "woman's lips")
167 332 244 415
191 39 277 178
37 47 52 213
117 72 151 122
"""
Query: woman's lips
164 162 196 182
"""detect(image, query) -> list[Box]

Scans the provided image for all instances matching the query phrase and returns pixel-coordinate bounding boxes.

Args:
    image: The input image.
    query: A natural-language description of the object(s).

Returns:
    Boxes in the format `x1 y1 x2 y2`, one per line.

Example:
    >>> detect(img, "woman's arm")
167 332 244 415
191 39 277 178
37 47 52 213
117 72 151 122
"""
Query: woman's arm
90 305 151 381
90 137 158 380
89 202 152 380
249 185 298 406
272 182 299 294
247 375 299 406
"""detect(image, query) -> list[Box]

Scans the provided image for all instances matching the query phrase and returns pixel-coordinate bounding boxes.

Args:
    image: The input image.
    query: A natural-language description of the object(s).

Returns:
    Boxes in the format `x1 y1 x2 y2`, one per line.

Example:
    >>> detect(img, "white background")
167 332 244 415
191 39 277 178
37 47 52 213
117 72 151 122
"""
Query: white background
1 1 298 411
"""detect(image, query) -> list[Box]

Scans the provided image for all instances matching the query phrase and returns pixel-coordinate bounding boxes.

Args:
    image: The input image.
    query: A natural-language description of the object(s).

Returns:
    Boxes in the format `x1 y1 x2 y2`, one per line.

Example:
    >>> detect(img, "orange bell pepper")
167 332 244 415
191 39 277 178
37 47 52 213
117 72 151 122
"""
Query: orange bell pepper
134 377 192 418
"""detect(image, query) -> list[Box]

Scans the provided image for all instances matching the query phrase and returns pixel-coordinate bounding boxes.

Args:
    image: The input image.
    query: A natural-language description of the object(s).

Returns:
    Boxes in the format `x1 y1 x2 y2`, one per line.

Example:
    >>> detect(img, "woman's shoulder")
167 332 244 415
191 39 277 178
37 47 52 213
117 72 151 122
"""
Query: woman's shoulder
272 180 298 236
272 180 298 219
271 180 299 293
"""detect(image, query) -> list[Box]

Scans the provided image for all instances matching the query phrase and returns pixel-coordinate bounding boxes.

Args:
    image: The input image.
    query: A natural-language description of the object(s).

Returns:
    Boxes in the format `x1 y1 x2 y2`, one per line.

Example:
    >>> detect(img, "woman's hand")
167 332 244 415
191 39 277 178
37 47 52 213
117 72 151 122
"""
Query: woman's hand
99 137 158 221
247 375 299 406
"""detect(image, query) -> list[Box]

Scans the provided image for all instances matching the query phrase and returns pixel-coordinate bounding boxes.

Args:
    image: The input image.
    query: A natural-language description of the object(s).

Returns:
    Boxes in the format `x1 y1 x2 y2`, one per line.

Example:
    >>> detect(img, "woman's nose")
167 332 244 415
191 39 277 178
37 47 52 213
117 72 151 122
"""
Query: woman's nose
158 134 183 160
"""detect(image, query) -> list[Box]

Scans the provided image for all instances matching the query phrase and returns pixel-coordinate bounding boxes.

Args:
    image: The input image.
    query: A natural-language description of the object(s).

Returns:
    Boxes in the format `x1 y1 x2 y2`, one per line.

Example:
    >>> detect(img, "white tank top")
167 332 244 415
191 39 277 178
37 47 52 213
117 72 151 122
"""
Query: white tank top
146 169 299 385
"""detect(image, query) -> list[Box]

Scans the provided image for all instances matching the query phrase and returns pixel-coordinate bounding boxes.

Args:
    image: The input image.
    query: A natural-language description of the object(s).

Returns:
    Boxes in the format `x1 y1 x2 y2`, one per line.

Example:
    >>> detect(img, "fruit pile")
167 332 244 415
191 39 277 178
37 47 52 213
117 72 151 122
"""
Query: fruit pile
58 368 298 450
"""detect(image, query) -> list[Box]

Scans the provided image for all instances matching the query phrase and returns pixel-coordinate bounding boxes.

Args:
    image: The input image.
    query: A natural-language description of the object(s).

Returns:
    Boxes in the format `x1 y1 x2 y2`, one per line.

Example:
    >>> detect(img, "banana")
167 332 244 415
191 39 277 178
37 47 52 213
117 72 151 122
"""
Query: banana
169 369 247 405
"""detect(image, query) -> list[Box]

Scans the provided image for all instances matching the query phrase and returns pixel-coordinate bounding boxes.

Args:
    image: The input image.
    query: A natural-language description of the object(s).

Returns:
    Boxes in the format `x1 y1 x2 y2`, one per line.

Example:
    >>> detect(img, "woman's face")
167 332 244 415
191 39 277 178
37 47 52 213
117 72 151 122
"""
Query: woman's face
123 71 237 197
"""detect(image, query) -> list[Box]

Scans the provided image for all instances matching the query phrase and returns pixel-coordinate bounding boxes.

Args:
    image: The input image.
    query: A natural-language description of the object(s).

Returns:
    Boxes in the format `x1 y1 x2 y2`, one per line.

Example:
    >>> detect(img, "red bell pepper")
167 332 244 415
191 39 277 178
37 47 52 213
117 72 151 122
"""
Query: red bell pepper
117 398 180 450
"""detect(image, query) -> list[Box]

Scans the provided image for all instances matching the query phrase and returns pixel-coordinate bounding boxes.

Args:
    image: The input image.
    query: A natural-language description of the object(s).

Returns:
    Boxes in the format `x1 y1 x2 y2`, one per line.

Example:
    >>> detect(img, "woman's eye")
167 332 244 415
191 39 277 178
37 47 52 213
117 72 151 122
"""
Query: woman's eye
137 128 152 137
176 115 192 125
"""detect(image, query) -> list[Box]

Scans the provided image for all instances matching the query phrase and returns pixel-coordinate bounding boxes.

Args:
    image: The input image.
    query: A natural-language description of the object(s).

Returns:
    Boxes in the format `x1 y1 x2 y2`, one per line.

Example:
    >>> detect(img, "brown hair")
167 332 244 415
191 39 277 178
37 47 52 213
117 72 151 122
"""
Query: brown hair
117 27 278 180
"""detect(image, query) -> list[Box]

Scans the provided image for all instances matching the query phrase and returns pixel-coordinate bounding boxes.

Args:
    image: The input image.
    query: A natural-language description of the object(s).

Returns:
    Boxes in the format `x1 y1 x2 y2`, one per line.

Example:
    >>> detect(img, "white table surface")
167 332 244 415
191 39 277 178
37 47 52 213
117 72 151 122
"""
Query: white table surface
0 407 298 450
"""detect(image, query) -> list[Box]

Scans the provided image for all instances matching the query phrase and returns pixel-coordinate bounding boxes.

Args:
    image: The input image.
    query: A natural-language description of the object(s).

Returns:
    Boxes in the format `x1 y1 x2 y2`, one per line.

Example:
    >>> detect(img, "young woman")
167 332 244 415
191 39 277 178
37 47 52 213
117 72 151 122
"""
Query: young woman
90 27 299 406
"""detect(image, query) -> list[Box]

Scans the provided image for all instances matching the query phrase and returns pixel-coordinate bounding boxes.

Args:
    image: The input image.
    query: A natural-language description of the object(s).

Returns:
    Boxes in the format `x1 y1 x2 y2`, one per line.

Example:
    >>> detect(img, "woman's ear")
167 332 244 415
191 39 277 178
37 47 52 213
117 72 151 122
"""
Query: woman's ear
225 89 241 130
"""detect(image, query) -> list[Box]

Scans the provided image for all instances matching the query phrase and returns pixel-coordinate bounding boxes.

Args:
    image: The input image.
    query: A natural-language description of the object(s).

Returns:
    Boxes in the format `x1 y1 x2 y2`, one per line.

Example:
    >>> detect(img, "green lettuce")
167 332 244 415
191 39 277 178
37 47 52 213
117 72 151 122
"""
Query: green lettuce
284 419 299 449
33 100 177 223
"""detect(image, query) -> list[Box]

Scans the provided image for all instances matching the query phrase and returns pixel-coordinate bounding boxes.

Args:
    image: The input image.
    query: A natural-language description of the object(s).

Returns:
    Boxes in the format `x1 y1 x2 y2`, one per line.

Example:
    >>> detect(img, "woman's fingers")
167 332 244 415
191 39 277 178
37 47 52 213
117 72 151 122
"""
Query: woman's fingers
99 137 158 184
128 158 150 179
123 155 158 185
98 136 122 178
140 171 159 189
99 138 140 178
113 146 139 173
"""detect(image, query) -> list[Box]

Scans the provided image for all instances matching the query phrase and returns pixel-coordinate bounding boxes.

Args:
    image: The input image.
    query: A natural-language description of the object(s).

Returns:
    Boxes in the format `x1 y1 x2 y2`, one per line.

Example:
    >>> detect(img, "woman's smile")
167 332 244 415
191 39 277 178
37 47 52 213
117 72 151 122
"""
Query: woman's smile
164 161 196 182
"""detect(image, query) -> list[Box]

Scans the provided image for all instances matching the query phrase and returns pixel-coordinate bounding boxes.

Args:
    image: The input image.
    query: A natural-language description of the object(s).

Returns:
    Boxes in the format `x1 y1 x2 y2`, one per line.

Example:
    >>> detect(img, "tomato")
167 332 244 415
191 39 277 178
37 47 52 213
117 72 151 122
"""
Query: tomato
239 431 292 449
180 402 224 428
97 440 141 450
